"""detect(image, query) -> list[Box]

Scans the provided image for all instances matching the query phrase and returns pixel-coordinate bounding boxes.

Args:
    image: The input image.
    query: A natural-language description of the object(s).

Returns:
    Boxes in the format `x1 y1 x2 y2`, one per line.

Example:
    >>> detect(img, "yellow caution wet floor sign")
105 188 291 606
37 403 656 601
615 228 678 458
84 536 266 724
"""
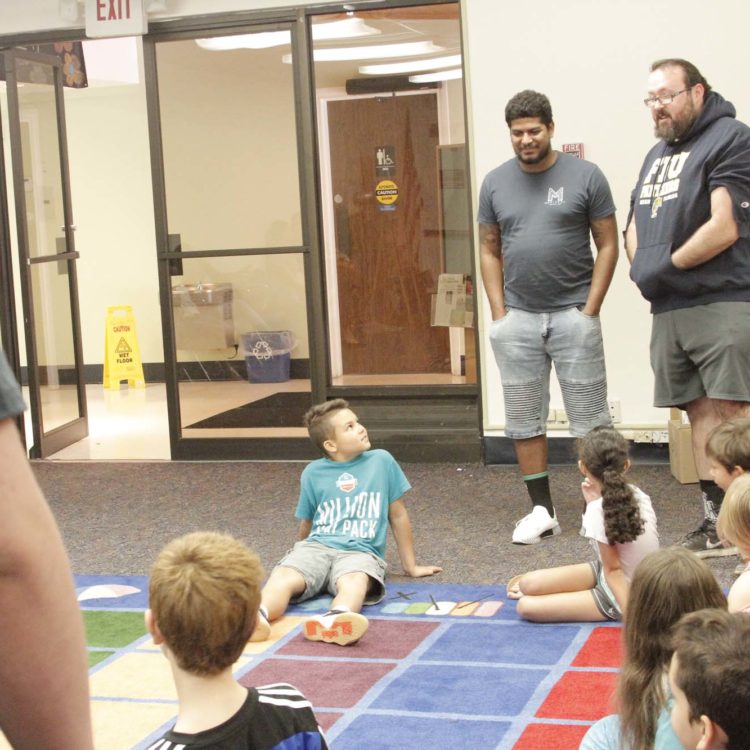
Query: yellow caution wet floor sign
103 305 145 389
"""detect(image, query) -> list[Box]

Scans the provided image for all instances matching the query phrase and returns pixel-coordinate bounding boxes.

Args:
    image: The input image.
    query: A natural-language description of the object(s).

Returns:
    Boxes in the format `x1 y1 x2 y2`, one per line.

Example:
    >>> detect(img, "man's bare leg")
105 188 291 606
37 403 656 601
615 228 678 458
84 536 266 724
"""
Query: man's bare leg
512 434 560 544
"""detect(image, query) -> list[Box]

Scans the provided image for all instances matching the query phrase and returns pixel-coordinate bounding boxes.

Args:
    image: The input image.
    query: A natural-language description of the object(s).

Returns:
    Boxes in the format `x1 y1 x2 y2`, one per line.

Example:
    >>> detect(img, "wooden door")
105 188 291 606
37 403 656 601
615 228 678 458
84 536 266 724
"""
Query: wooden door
328 94 450 374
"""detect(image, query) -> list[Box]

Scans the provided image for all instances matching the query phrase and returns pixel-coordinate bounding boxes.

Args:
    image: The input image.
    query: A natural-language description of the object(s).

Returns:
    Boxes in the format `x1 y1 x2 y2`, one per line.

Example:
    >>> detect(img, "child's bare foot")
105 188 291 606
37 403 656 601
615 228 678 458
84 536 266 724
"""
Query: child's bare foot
507 574 525 600
249 607 271 642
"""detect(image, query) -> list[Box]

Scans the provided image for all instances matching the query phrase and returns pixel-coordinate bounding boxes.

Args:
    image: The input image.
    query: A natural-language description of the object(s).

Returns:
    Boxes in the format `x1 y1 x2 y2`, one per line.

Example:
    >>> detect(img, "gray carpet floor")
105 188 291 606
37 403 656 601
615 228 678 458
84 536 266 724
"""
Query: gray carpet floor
33 459 739 591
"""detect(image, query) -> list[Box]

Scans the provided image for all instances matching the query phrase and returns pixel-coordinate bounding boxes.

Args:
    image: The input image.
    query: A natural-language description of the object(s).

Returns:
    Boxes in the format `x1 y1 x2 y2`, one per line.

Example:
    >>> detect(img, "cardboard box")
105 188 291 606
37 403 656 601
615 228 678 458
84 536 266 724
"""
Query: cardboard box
668 408 699 484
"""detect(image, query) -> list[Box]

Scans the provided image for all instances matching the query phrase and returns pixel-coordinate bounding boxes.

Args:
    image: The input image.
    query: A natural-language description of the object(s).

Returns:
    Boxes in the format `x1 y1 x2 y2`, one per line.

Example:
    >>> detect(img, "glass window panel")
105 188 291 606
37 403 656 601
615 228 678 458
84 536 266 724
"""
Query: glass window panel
156 35 302 251
16 68 66 260
174 254 311 437
30 260 82 432
312 4 475 385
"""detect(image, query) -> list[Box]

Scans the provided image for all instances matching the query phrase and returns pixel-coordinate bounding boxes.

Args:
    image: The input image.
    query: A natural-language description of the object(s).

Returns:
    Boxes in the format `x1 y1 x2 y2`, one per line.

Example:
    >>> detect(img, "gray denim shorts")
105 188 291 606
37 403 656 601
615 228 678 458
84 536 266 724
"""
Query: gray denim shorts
488 306 611 439
275 539 387 605
650 302 750 407
588 559 622 621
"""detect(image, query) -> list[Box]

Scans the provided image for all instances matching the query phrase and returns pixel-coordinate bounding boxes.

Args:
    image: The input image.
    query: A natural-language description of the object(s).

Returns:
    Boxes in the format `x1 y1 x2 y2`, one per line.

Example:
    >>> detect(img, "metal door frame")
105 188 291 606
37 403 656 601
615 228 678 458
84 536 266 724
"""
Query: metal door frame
2 48 88 457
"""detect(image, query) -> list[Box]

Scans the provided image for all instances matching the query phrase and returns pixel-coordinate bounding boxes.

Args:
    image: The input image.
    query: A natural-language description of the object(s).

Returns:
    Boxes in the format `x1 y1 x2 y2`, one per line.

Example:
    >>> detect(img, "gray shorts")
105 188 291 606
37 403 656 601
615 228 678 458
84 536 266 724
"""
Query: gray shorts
488 306 611 439
275 540 387 605
588 559 622 621
651 302 750 407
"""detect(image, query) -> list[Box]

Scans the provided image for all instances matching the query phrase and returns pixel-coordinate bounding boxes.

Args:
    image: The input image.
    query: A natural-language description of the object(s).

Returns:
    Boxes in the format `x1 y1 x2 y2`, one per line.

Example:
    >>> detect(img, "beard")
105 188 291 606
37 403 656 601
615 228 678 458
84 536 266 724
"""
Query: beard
653 100 697 143
515 142 551 164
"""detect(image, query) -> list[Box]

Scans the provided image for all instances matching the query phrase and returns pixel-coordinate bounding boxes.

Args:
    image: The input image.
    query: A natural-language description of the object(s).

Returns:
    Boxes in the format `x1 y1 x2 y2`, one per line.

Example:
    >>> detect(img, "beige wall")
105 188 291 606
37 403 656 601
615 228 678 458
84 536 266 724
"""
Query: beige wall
463 0 750 431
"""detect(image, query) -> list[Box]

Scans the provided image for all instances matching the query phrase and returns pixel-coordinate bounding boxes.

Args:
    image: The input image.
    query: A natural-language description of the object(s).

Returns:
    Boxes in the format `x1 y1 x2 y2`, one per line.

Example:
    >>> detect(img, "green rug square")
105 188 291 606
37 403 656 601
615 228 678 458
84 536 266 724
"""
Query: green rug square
84 610 146 648
88 650 114 668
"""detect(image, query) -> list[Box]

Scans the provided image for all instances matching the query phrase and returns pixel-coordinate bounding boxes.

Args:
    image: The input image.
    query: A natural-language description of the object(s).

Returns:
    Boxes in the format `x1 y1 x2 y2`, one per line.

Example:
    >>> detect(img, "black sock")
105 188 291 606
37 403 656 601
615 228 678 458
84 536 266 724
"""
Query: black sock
523 472 553 515
699 479 724 522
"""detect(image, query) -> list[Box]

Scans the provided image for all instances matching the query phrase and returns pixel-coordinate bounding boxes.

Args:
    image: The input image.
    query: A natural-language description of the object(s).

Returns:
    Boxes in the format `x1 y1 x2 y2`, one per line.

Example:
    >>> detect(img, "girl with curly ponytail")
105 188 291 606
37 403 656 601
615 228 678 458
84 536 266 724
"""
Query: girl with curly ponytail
507 426 660 623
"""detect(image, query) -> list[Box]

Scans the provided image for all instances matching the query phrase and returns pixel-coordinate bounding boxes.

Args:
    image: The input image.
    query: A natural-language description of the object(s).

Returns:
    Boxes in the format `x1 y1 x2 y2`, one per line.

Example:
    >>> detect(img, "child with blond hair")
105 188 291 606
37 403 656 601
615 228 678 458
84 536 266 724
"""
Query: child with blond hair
146 531 327 749
716 473 750 612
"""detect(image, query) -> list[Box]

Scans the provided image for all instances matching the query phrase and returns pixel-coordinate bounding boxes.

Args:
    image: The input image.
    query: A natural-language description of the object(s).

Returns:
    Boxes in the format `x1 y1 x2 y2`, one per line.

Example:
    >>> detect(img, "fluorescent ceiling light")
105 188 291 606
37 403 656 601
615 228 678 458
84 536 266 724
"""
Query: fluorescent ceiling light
197 33 290 50
312 18 380 41
409 68 463 83
197 18 380 51
359 54 461 75
282 41 444 64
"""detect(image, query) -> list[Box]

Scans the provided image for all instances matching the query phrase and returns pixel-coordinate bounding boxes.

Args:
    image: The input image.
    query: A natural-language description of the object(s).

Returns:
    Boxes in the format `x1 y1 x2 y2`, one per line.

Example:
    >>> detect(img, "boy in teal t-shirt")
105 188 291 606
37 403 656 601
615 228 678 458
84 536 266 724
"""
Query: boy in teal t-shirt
251 399 442 646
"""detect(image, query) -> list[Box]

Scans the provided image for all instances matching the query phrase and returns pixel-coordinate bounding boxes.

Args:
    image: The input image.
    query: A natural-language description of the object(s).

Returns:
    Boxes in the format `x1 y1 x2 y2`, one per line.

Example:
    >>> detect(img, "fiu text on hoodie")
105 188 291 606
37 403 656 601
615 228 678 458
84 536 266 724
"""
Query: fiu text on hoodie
629 91 750 313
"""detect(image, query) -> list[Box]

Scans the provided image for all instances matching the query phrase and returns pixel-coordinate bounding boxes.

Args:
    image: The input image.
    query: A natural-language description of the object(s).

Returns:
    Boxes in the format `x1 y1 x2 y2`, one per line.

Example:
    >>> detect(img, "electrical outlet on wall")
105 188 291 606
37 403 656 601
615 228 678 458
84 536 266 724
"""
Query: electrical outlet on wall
608 399 622 423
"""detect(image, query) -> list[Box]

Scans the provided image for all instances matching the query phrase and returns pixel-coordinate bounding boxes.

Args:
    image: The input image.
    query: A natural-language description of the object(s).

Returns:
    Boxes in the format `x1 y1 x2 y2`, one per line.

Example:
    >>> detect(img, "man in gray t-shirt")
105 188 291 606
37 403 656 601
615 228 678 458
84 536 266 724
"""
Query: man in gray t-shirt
478 90 619 545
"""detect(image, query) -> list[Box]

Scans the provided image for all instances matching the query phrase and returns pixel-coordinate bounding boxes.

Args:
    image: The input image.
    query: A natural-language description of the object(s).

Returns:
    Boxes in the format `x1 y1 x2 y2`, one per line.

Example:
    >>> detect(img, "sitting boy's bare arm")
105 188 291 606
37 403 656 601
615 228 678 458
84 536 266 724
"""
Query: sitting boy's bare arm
388 500 442 577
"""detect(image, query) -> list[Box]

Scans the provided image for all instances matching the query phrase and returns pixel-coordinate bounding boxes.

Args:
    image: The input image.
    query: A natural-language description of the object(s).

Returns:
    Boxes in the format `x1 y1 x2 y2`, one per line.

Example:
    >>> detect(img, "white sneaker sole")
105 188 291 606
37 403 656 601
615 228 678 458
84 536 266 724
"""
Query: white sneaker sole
512 524 561 545
303 612 369 646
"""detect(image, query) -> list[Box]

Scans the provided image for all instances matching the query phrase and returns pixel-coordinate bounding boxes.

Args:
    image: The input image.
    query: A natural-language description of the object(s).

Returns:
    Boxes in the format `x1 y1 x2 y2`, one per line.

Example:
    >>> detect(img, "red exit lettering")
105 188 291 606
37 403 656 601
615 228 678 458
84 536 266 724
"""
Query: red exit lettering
97 0 132 21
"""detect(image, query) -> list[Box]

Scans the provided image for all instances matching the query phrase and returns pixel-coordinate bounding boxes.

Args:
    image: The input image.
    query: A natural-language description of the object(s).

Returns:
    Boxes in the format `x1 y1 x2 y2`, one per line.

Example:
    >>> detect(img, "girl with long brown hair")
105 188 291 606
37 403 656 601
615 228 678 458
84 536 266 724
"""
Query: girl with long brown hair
507 426 659 622
580 547 727 749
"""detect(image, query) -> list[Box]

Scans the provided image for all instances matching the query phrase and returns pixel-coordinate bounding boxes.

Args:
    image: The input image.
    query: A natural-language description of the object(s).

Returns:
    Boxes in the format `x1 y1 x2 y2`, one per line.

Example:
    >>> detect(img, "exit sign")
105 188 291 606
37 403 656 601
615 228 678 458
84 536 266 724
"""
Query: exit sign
562 143 585 159
85 0 147 38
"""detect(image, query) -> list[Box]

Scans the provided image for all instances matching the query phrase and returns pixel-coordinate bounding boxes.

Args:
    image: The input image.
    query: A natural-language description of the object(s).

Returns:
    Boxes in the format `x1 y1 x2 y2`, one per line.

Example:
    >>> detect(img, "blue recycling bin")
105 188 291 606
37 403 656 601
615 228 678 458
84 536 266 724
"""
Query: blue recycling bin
243 331 293 383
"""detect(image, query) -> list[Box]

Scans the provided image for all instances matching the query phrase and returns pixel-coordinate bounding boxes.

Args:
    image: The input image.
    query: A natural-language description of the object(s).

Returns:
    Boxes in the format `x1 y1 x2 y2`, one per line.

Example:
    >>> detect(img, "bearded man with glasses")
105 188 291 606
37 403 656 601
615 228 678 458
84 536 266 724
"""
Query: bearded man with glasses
626 58 750 557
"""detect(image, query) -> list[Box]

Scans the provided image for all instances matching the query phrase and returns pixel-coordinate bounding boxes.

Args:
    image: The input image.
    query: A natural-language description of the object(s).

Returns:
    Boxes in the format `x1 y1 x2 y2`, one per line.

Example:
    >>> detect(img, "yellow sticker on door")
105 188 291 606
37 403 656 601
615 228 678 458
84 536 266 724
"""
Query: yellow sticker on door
375 179 399 205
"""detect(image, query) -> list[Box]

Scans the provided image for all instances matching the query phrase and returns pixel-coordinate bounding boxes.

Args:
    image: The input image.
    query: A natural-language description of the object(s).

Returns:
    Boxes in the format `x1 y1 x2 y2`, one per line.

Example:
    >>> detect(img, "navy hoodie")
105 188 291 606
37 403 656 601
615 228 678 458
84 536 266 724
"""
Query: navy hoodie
629 91 750 313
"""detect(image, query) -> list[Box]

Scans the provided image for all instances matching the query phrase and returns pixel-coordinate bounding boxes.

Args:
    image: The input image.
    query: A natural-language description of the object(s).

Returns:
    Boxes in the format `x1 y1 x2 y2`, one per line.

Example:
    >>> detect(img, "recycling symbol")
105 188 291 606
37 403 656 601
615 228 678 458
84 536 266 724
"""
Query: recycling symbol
251 341 273 361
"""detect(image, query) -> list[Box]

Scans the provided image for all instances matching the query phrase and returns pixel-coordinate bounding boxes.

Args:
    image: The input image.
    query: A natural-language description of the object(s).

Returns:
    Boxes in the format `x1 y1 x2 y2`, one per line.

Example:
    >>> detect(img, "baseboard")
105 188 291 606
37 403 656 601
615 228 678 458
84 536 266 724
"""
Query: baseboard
482 436 670 466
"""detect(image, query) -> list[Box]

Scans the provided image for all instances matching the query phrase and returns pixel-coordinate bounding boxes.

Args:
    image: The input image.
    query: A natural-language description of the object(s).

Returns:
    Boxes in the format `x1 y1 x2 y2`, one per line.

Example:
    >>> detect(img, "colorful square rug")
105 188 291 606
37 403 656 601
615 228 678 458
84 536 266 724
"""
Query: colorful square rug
76 576 622 749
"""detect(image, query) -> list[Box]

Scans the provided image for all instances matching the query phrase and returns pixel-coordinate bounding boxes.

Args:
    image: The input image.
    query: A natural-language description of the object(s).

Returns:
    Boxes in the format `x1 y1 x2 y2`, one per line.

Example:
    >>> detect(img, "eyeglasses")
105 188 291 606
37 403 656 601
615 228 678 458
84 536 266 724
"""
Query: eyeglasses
643 87 692 107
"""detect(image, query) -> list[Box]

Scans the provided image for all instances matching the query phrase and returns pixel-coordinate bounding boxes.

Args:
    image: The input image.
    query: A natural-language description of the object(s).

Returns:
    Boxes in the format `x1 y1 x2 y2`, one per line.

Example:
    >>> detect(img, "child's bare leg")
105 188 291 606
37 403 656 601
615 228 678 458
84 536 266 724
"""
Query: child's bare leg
260 566 306 621
517 590 606 623
331 571 370 613
515 563 596 597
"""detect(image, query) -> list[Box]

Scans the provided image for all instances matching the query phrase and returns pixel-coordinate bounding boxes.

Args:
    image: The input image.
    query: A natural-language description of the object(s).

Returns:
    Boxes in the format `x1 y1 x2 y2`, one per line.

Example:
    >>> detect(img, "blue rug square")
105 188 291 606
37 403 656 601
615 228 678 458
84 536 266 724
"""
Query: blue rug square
370 663 545 716
331 714 510 749
420 621 580 665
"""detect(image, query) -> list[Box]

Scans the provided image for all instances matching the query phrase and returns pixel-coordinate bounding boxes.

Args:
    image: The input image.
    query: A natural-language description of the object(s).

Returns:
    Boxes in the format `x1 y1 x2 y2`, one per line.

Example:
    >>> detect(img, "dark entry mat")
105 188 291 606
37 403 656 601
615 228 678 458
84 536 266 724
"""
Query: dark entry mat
185 391 311 429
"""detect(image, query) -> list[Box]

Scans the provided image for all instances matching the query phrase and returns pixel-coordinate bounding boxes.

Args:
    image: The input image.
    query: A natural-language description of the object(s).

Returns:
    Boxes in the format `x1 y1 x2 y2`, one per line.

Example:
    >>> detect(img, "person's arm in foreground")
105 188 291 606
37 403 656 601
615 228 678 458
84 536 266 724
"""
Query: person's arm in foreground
583 214 619 315
388 499 442 577
0 417 94 750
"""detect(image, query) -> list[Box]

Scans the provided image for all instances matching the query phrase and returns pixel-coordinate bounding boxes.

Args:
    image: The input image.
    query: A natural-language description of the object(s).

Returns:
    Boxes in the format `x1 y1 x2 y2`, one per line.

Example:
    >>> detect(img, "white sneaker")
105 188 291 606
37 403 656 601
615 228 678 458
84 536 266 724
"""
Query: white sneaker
303 610 369 646
512 506 561 545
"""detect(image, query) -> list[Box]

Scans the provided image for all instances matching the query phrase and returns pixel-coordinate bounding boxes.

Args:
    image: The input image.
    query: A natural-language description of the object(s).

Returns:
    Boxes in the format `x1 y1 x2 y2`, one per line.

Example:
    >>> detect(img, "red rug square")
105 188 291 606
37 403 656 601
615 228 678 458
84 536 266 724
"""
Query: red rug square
513 723 590 749
536 671 617 721
277 619 439 659
572 626 623 668
240 658 395 709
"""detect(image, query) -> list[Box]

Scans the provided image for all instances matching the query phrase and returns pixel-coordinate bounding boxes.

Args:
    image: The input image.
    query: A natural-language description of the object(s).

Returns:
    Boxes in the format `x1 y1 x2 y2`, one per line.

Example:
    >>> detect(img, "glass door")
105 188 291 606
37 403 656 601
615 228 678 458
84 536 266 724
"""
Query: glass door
2 49 87 457
145 16 323 459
